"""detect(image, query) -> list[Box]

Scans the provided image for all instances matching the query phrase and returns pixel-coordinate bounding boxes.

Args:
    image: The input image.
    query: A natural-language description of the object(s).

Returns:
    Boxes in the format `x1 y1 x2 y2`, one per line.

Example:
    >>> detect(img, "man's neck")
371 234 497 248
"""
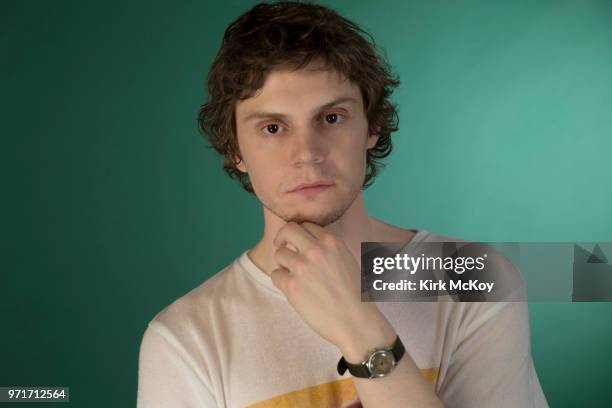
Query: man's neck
247 192 416 277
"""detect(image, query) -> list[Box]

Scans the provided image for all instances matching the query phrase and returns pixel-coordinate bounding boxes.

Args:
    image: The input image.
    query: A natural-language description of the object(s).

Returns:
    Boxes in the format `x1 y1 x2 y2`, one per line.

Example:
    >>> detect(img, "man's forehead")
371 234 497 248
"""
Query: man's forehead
264 63 350 88
236 65 361 115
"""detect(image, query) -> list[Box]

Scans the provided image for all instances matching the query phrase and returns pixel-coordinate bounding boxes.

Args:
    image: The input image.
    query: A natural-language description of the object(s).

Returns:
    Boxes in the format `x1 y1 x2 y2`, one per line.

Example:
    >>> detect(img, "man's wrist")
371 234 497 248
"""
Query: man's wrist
337 308 397 363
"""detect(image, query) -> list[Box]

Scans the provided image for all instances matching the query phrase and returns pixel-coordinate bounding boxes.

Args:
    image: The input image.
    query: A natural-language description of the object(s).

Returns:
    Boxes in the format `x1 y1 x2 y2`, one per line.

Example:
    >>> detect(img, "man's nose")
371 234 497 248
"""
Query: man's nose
290 126 326 166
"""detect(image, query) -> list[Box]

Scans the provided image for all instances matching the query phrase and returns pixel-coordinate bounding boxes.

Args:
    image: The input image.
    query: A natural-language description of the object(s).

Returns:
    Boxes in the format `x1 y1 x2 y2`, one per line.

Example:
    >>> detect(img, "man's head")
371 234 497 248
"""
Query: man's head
199 1 400 226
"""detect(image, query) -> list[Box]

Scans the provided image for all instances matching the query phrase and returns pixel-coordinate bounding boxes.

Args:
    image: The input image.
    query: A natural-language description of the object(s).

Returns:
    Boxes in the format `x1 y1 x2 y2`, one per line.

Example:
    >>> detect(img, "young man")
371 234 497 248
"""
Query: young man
137 2 548 407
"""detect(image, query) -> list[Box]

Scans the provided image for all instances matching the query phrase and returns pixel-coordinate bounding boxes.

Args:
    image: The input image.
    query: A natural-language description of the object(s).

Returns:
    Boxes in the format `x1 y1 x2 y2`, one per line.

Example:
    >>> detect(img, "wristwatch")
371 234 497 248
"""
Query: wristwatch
337 335 405 379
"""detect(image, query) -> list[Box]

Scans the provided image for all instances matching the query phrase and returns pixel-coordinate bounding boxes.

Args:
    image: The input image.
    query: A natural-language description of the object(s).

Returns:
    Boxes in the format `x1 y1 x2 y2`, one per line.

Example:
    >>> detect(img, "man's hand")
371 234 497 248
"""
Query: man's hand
271 221 392 353
271 222 445 407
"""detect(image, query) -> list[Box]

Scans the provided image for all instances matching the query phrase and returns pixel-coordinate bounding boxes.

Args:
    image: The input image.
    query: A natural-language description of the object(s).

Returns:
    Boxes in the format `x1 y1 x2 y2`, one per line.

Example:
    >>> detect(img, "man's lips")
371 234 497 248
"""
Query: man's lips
288 181 335 193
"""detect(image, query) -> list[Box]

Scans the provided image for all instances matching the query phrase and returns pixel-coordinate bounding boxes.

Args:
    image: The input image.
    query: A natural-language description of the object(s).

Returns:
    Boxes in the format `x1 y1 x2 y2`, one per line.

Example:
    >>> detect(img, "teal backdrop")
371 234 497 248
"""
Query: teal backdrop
2 0 611 406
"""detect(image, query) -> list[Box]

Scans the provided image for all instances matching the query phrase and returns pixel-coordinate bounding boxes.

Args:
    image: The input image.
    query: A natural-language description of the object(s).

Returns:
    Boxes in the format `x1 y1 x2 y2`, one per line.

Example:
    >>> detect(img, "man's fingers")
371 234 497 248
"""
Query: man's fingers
273 246 302 272
299 222 328 241
270 266 291 294
274 222 317 252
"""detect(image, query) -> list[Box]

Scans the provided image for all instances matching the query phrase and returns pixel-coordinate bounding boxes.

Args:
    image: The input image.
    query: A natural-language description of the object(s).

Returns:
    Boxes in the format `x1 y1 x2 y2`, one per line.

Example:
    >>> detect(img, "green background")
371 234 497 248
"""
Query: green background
2 0 611 406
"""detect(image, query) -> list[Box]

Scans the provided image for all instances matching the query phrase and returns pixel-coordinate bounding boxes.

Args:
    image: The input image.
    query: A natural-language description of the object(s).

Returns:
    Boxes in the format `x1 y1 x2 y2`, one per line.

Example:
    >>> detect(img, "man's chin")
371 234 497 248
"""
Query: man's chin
264 193 356 227
283 210 344 227
285 215 324 226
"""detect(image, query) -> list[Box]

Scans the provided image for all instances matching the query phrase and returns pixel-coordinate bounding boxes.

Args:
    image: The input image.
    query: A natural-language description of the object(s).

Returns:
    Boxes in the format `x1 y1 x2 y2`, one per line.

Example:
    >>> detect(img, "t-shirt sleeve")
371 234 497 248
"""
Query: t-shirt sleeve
437 300 549 408
137 320 217 408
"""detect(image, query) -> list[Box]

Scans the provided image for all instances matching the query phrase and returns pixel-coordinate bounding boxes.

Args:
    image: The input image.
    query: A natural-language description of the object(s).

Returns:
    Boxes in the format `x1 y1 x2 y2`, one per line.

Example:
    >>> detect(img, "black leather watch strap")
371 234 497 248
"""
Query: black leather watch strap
337 335 405 378
337 354 371 378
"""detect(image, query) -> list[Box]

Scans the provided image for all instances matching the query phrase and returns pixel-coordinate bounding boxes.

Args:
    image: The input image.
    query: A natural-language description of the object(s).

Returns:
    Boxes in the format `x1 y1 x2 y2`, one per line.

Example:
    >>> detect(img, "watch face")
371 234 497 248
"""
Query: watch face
368 350 395 376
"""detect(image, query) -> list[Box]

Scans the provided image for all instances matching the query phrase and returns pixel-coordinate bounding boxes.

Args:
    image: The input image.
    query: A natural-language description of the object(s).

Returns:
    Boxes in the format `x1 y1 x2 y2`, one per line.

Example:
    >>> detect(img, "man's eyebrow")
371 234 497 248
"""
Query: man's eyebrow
241 96 358 123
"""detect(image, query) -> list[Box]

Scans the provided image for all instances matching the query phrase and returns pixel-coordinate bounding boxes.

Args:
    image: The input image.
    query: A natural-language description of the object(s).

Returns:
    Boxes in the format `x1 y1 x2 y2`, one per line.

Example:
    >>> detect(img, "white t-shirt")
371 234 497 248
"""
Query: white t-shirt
137 229 549 407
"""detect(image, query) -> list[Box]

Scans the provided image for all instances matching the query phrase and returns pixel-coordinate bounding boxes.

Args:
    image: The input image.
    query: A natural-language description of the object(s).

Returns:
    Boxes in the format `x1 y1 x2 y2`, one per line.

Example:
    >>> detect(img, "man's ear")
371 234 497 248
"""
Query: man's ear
366 133 380 150
234 155 247 173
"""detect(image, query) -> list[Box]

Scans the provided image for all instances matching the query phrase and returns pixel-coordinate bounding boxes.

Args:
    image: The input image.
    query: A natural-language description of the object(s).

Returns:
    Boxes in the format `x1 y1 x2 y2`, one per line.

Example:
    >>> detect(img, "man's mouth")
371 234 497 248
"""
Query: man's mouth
288 181 335 195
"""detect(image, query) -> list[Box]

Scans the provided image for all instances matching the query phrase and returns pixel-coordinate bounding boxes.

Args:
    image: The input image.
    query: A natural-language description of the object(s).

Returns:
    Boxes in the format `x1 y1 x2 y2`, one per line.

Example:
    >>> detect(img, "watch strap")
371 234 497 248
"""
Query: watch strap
337 335 405 378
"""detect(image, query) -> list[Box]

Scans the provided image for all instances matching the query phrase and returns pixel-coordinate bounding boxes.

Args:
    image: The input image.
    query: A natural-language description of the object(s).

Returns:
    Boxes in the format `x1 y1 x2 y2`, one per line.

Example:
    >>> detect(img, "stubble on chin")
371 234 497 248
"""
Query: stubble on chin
283 208 344 227
263 187 360 228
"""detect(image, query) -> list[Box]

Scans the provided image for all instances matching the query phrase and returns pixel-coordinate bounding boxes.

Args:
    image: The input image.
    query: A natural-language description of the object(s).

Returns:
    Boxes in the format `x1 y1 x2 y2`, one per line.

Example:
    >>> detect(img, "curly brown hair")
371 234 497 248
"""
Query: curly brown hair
198 1 400 194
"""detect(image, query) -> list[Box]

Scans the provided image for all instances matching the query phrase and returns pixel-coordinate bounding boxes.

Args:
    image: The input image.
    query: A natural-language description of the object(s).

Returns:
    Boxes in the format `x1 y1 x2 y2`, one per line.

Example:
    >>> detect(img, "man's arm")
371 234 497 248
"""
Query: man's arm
271 222 444 407
336 305 444 407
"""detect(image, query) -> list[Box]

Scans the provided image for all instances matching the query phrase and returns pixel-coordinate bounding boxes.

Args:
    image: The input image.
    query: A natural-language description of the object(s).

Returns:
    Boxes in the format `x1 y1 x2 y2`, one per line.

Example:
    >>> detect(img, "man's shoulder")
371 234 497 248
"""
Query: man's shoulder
409 229 527 301
375 222 467 245
414 228 468 243
147 255 244 330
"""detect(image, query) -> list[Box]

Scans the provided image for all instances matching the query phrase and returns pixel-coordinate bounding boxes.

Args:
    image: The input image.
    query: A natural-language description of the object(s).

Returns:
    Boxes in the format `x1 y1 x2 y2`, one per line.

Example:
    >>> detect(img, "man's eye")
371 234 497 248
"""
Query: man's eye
324 113 343 124
263 123 282 134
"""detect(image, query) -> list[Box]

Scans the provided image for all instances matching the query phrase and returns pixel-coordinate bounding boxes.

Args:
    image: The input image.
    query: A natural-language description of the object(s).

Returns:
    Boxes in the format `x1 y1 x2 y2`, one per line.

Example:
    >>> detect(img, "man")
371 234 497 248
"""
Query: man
137 2 548 407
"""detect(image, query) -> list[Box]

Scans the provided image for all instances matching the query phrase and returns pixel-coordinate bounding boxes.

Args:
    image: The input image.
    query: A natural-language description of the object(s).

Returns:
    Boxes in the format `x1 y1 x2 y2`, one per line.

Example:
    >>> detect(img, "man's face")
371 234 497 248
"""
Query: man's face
234 62 378 227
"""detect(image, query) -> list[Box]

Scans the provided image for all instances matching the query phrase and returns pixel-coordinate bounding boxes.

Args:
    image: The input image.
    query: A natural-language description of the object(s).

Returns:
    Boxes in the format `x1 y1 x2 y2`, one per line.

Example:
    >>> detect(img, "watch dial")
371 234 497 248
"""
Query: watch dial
371 351 394 375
